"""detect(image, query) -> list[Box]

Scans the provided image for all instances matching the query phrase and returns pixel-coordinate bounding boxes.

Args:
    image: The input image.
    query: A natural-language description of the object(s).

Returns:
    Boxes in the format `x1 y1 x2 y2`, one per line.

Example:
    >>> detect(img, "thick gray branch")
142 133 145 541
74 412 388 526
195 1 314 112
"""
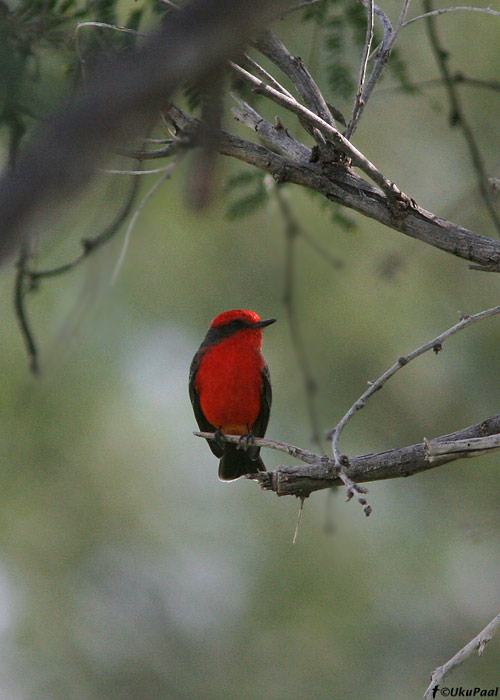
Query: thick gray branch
165 103 500 270
231 96 311 161
194 414 500 498
250 414 500 498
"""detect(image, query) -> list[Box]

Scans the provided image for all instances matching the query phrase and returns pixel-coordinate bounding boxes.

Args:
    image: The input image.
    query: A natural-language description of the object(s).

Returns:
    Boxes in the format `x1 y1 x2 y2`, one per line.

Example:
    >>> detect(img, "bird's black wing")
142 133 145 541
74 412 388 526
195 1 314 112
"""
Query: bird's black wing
253 363 272 438
244 362 271 459
188 350 223 458
245 363 271 464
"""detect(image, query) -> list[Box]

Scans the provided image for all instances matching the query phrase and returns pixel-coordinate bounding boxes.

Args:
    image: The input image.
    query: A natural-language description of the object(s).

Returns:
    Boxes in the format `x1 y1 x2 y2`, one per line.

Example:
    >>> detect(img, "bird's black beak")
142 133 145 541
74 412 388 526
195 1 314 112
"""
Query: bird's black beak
253 318 276 329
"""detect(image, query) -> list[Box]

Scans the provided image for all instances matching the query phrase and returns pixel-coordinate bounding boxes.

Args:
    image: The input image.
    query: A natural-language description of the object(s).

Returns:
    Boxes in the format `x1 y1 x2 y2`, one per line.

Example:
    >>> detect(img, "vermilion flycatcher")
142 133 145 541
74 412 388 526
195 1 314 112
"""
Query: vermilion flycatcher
189 309 276 480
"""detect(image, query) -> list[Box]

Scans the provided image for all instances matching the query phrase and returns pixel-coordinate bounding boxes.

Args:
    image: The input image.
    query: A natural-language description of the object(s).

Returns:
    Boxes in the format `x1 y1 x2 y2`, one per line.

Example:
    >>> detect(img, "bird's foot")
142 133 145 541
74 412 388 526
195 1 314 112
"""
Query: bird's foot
214 428 226 450
237 432 255 451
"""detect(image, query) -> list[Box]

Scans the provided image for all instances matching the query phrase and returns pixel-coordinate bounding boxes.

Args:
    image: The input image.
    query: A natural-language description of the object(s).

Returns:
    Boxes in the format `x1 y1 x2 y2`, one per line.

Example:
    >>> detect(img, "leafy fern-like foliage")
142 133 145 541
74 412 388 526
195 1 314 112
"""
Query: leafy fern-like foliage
225 171 270 220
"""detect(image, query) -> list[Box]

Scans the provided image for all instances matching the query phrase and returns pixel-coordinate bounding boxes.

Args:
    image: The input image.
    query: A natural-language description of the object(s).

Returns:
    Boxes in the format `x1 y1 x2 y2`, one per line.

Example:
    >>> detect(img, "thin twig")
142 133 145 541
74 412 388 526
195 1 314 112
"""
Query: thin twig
375 75 500 94
14 173 142 372
240 54 295 100
296 227 343 269
276 186 324 452
156 0 183 9
424 611 500 700
348 0 411 136
75 21 145 40
110 159 180 284
292 497 306 544
194 431 323 464
30 173 141 280
100 164 178 175
328 306 500 467
115 141 179 160
345 0 374 139
14 244 39 374
74 22 145 78
143 137 174 144
423 0 500 235
370 2 393 38
282 0 328 15
403 5 500 28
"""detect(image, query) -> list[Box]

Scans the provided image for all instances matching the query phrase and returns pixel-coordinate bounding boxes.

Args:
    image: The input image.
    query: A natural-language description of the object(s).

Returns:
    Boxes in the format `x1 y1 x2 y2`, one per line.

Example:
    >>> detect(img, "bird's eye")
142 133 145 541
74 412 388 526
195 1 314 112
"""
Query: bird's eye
227 319 248 332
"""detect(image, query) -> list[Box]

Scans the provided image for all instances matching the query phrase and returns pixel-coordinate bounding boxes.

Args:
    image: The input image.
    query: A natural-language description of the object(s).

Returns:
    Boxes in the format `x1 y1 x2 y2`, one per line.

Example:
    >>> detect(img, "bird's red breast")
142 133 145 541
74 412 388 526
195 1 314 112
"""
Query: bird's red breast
195 325 265 434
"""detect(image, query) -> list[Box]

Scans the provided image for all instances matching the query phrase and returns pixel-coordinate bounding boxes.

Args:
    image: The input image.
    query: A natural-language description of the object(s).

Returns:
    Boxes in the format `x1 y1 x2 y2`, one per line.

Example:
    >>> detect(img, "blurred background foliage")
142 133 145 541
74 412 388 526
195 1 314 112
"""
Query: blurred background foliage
0 0 499 698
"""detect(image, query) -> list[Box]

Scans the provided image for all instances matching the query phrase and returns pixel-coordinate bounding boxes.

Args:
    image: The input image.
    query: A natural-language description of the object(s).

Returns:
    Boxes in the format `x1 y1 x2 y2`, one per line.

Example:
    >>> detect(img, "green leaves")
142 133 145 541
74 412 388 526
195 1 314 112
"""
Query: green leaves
183 82 202 111
225 171 270 220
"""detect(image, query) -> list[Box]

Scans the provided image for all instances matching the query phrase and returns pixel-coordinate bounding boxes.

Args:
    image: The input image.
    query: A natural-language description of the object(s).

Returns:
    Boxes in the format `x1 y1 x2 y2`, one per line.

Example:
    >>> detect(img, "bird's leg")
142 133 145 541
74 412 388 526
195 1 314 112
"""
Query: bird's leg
214 427 226 450
237 426 255 451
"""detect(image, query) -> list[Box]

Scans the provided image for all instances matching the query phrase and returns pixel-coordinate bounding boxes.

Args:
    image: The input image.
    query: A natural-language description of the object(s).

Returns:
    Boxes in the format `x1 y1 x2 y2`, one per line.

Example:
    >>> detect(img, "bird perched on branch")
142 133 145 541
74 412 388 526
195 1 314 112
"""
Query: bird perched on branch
189 309 275 480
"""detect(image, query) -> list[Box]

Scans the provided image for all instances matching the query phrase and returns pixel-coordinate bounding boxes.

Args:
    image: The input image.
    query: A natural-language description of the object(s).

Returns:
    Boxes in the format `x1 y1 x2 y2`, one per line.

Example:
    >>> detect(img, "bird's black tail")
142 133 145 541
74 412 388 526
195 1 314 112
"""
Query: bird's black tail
218 443 266 481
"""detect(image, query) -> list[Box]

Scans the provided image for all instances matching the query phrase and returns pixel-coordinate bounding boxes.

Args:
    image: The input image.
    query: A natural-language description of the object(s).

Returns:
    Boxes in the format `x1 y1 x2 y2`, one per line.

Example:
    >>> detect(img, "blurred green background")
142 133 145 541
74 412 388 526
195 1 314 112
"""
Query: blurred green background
0 1 499 698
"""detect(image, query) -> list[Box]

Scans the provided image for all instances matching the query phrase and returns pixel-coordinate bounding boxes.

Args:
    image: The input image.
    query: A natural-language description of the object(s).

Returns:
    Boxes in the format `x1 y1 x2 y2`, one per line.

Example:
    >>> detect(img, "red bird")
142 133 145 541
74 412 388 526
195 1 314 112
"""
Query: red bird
189 309 275 480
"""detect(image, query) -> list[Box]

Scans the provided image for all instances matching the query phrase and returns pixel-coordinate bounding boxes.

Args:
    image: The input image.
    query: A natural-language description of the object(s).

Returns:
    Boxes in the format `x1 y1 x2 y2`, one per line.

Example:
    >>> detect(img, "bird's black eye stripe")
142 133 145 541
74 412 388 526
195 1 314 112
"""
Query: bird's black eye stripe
201 319 252 347
225 319 249 332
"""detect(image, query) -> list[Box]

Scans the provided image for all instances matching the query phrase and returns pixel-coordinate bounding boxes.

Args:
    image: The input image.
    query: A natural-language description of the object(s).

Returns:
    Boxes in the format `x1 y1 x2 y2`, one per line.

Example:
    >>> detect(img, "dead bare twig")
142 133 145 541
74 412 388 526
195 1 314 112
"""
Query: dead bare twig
422 0 500 235
424 611 500 700
327 305 500 472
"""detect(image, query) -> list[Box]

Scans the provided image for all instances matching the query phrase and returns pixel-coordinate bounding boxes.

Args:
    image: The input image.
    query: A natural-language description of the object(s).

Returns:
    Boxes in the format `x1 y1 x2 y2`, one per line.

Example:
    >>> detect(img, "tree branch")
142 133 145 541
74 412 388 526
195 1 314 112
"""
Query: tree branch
239 54 295 100
376 75 500 95
275 185 325 453
231 95 311 161
403 5 500 29
328 305 500 462
165 102 500 270
254 30 336 127
14 244 39 375
229 60 409 206
424 611 500 700
29 173 141 280
282 0 328 15
345 0 374 139
350 0 411 135
425 432 500 462
194 413 500 497
423 0 500 235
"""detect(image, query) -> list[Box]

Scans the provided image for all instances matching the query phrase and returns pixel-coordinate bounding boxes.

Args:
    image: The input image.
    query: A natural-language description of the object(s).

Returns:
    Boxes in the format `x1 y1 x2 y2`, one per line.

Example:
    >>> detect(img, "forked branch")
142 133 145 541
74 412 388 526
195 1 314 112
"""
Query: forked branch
165 103 500 271
195 412 500 498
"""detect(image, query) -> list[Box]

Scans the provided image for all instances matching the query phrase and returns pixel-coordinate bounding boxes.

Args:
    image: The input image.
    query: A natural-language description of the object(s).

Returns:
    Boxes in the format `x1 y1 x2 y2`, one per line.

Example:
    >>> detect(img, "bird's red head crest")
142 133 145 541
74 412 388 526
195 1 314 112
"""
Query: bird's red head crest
210 309 262 328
